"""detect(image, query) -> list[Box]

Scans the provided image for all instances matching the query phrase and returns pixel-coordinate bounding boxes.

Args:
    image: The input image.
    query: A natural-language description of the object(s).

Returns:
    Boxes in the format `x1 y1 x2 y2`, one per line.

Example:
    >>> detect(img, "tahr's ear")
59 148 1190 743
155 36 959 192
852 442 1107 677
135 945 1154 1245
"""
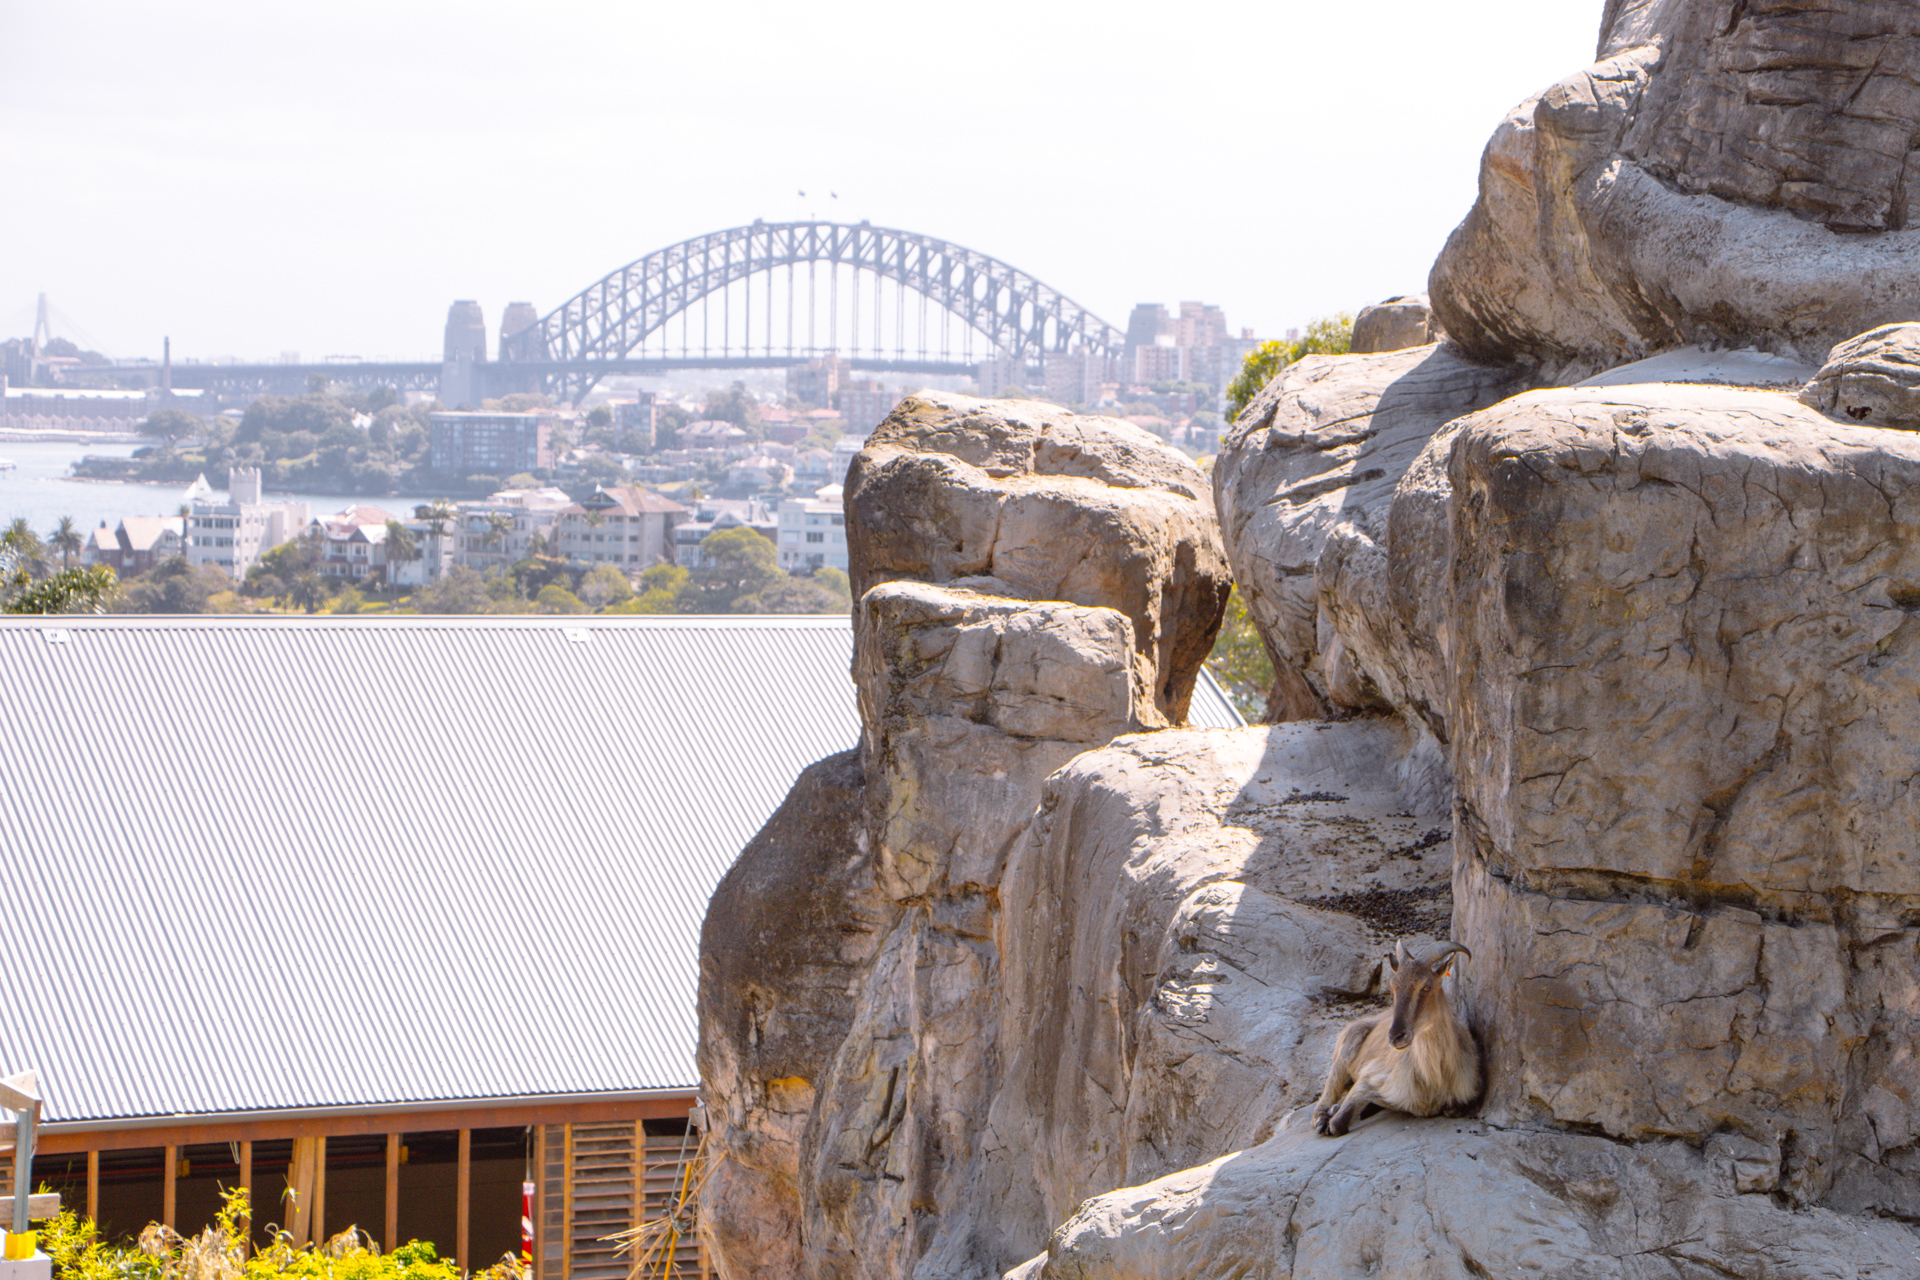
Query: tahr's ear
1385 950 1399 972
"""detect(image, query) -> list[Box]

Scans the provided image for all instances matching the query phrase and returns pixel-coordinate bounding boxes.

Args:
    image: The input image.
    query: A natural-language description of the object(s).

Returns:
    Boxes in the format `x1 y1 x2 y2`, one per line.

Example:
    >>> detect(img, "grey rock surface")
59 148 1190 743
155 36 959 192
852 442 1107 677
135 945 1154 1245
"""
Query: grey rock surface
845 392 1231 727
1010 1118 1920 1280
1799 322 1920 429
1349 295 1435 354
1429 18 1920 378
1442 382 1920 1212
977 721 1452 1264
1212 344 1520 739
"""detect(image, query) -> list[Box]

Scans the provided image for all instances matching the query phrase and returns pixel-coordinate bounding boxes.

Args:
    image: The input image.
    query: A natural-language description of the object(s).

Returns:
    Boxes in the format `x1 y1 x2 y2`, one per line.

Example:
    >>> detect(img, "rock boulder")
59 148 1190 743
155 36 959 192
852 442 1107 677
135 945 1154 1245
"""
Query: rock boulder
1799 322 1920 430
846 392 1231 726
1429 8 1920 378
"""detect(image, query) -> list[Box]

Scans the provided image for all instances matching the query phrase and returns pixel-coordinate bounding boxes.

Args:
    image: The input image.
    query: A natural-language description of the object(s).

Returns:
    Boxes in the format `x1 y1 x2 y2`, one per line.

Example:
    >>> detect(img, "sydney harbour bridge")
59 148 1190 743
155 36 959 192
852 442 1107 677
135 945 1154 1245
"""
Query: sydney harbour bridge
145 221 1129 404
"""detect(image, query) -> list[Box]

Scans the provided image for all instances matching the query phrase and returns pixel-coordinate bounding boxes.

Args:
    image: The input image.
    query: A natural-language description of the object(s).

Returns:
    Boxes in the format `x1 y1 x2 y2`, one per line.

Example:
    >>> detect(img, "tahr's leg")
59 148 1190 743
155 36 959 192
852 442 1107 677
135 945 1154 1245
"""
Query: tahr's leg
1312 1017 1380 1136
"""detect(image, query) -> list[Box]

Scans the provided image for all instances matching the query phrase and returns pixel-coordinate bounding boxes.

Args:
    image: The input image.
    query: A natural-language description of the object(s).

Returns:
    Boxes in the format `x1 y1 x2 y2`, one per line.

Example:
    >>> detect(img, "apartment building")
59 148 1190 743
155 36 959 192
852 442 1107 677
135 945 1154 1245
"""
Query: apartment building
184 468 310 579
551 486 686 569
776 486 848 573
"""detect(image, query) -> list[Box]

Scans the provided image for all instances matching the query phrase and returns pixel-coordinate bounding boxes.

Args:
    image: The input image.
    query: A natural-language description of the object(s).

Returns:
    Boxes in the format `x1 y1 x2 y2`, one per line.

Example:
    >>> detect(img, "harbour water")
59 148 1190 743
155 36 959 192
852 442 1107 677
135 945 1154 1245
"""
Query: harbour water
0 440 438 537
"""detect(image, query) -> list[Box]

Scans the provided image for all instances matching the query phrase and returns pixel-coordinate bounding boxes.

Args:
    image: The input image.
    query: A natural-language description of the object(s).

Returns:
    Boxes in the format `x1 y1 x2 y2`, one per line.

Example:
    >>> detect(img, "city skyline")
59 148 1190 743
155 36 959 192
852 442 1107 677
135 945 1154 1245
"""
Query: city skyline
1 0 1597 364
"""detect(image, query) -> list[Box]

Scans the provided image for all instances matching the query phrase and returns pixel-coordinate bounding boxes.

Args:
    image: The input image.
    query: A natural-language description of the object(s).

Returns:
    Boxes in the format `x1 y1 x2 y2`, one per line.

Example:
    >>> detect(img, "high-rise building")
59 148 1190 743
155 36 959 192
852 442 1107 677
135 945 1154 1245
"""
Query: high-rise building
787 358 848 408
835 381 905 436
429 411 554 477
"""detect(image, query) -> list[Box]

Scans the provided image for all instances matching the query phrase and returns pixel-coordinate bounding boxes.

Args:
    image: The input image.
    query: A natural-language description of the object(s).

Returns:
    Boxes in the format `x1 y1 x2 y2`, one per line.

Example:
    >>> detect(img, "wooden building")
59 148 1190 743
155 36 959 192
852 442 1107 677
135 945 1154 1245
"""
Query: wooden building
0 616 879 1277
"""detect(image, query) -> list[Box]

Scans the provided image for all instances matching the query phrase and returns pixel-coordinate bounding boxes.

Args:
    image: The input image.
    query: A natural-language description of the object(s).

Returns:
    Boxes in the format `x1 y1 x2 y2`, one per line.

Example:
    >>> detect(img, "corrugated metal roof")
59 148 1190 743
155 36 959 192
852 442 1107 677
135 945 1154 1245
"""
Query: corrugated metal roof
0 615 1239 1126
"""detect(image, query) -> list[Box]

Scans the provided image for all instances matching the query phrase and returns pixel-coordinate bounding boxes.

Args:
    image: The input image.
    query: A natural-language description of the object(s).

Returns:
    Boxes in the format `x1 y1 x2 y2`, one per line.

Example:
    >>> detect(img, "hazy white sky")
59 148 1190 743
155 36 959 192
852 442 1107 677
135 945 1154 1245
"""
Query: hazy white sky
1 1 1600 365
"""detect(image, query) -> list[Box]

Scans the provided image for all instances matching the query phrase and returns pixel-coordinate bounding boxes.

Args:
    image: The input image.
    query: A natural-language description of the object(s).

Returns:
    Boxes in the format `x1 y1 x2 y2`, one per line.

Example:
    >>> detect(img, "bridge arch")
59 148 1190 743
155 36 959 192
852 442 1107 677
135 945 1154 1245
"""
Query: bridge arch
504 221 1124 395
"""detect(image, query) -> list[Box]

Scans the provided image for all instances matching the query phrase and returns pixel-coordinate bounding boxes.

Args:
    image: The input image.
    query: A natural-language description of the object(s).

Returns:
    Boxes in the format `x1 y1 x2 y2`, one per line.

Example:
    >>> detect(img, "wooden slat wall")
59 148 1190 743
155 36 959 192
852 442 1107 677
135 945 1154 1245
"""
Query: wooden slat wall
560 1122 703 1280
566 1123 636 1280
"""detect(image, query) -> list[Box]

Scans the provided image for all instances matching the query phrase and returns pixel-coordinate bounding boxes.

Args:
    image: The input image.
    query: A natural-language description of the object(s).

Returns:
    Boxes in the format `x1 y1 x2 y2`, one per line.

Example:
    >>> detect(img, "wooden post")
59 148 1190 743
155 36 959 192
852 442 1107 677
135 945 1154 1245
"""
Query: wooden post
162 1145 177 1230
384 1135 399 1252
85 1151 98 1223
532 1127 545 1280
631 1121 645 1237
456 1129 471 1272
238 1142 252 1246
312 1138 326 1244
287 1138 318 1245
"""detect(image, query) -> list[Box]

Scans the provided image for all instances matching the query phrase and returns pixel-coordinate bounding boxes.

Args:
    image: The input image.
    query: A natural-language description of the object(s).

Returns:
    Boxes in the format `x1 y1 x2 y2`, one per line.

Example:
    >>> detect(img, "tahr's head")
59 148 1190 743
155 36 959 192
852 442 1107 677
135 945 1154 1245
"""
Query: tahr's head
1386 940 1469 1050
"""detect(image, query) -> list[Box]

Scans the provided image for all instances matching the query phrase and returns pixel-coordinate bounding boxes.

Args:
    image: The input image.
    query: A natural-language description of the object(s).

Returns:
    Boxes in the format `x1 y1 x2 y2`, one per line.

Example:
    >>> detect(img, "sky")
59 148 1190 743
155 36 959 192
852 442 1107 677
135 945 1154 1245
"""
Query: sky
0 1 1600 367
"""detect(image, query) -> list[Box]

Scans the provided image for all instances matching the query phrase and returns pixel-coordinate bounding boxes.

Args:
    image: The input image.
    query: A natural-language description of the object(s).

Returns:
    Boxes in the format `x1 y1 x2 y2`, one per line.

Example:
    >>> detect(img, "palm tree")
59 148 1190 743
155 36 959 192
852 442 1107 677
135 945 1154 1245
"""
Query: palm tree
383 519 420 594
413 500 458 582
3 518 47 578
581 509 605 563
484 512 514 560
289 573 327 614
50 516 82 572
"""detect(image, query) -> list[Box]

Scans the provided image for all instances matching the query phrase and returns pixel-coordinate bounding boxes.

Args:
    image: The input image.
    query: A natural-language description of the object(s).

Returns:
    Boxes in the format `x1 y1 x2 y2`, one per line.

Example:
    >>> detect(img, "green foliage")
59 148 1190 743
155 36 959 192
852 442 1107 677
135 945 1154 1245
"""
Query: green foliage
684 527 779 612
534 583 587 614
413 565 492 614
585 404 613 428
51 516 83 570
40 1186 520 1280
577 564 633 609
812 566 851 601
733 575 847 614
1203 587 1276 722
287 573 328 614
1224 313 1355 423
4 564 117 614
116 558 232 615
141 407 207 441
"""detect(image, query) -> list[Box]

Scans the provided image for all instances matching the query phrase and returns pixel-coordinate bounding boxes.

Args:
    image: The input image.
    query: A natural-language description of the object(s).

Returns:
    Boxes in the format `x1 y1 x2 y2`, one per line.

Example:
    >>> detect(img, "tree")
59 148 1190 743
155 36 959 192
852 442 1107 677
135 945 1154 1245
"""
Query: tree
384 519 420 591
1203 587 1277 722
535 583 588 614
288 573 328 614
414 565 491 614
684 527 780 612
3 564 116 614
484 512 514 554
578 563 633 610
733 574 847 614
1225 313 1356 423
50 516 82 571
813 566 852 603
141 406 207 442
414 500 457 580
4 517 46 576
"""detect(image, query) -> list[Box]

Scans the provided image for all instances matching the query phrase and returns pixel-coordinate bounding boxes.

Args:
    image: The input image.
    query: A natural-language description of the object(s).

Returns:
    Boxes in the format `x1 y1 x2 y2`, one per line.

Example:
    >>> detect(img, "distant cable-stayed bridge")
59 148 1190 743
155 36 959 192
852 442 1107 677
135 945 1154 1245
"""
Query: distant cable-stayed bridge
84 221 1128 404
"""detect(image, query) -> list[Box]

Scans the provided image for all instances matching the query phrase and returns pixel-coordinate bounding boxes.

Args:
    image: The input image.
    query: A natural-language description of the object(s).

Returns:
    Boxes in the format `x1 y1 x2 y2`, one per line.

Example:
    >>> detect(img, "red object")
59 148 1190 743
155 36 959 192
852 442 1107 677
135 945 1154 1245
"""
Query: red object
521 1181 535 1268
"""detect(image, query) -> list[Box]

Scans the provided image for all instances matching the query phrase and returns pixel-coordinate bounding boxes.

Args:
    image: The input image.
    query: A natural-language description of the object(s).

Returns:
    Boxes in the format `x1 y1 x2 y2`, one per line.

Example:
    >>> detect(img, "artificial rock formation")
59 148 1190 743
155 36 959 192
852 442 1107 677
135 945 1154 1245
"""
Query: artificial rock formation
1800 322 1920 430
703 1 1920 1274
699 394 1236 1280
845 393 1231 725
1212 343 1520 739
1348 295 1435 354
1430 0 1920 378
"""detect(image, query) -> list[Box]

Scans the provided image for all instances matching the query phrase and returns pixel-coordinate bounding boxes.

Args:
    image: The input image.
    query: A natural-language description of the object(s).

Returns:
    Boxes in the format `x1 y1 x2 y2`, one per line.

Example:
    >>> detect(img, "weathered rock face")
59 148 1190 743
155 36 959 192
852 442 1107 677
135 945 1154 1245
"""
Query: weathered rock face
846 392 1232 725
698 750 879 1278
978 720 1452 1265
699 397 1237 1280
1442 383 1920 1212
1429 9 1920 377
1013 1118 1920 1279
1349 295 1435 354
1800 322 1920 430
1212 343 1520 744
